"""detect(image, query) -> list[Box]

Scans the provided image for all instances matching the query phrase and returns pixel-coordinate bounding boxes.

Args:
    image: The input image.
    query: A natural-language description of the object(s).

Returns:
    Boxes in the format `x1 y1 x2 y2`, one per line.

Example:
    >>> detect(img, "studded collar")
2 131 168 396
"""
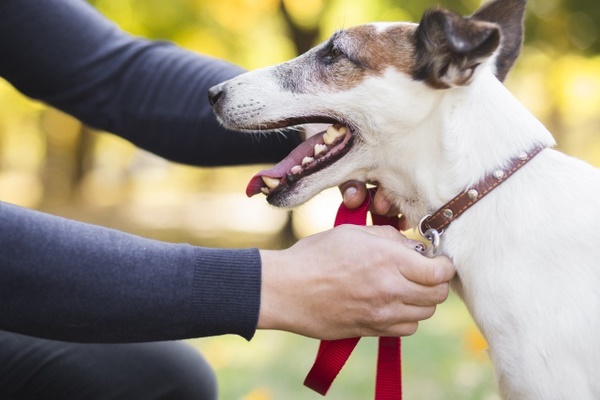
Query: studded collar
418 145 546 238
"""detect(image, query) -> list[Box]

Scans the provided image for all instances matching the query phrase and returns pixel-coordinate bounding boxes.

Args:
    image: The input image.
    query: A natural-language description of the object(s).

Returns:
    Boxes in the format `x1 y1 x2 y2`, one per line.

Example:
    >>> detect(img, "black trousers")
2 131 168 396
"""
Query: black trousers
0 331 217 400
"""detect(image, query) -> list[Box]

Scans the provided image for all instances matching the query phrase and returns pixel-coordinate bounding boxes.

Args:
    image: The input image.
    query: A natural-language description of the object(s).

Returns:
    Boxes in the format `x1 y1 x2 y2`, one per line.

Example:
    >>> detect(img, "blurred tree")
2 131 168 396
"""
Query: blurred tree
87 0 600 61
281 0 327 54
0 0 597 214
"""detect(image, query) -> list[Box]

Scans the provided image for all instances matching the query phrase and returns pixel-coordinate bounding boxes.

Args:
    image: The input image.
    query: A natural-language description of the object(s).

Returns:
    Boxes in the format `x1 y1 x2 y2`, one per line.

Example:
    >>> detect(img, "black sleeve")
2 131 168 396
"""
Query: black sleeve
0 0 300 166
0 201 261 343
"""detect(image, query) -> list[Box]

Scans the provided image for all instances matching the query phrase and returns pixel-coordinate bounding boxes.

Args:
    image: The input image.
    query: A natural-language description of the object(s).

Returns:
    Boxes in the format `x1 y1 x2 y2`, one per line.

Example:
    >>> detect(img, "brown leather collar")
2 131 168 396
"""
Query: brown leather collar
419 145 546 236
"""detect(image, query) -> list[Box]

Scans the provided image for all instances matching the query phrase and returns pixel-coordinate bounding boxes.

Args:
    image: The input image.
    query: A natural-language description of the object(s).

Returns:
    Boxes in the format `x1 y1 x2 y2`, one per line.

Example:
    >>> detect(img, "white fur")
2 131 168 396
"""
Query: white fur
370 21 417 33
213 23 600 399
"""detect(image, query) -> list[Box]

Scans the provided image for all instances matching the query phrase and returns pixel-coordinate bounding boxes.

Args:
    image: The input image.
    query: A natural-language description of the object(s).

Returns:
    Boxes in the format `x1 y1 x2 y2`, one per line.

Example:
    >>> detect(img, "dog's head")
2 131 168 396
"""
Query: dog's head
209 0 526 215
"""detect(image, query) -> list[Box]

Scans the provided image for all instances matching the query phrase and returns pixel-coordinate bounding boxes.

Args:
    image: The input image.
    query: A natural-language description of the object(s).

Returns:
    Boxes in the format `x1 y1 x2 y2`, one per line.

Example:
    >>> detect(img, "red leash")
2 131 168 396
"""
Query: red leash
304 191 402 399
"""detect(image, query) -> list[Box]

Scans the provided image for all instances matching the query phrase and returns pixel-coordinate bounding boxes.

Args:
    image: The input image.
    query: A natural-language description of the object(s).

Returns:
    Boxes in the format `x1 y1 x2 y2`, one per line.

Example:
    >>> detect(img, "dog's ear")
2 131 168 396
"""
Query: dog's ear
471 0 526 82
413 7 501 88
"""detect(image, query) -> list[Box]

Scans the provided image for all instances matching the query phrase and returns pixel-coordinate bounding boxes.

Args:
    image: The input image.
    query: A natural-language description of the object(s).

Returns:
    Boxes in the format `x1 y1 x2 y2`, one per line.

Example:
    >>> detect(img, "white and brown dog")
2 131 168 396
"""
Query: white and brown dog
209 0 600 398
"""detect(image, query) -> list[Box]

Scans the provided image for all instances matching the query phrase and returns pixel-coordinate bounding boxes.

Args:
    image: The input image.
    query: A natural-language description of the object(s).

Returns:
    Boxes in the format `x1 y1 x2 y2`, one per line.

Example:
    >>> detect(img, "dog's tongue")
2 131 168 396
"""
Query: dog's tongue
246 132 325 197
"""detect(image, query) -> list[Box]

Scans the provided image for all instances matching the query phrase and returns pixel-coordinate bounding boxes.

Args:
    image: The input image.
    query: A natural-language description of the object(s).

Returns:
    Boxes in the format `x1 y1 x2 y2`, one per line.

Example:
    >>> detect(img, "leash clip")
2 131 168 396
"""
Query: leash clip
416 214 441 257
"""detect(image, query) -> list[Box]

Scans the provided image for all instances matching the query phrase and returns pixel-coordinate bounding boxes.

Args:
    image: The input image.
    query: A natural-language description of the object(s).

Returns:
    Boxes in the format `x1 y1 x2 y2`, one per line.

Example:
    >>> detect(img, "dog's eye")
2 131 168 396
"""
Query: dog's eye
323 44 345 64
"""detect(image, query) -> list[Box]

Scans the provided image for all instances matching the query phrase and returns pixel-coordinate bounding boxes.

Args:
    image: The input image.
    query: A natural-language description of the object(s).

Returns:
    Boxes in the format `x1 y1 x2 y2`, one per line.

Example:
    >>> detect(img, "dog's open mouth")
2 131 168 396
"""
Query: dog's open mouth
246 123 355 198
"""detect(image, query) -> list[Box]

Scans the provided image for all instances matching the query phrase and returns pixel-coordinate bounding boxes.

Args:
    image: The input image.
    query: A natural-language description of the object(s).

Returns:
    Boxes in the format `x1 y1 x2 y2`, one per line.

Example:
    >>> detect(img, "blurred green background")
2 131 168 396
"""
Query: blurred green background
1 0 600 399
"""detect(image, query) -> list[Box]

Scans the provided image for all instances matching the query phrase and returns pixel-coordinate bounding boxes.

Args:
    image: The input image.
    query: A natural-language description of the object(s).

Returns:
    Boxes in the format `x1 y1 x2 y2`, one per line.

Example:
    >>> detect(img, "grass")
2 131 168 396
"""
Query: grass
189 294 500 400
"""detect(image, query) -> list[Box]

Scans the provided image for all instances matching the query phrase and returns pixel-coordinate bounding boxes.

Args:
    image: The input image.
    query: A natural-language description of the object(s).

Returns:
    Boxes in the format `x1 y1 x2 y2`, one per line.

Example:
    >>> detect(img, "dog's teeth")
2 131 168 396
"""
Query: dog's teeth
262 176 280 189
323 126 347 145
328 125 341 135
260 187 270 195
302 156 314 165
291 165 303 174
323 130 335 145
314 144 328 157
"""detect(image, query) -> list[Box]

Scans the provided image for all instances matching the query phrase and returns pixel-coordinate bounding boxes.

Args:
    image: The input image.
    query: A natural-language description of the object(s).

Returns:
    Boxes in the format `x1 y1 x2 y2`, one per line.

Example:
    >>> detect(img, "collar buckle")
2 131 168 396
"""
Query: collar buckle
417 214 441 257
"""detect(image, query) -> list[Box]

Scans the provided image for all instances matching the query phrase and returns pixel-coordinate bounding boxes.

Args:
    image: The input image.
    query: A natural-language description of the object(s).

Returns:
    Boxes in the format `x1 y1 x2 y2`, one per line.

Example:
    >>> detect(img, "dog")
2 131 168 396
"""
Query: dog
209 0 600 398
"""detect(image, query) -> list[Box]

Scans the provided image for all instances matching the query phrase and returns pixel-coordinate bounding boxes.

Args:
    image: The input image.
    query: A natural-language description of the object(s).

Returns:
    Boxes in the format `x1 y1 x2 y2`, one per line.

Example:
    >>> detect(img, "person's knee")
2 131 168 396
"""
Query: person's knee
157 341 218 400
116 341 218 400
0 333 217 400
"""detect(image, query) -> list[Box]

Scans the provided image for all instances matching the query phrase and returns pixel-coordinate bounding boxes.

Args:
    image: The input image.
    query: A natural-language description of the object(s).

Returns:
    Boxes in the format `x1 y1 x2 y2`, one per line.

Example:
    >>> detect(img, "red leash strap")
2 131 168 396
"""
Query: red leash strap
375 337 402 399
303 337 361 395
304 190 402 399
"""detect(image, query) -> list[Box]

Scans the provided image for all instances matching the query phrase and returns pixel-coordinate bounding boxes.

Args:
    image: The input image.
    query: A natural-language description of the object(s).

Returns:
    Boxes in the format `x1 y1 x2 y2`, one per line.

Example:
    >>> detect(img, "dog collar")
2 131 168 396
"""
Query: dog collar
418 145 546 255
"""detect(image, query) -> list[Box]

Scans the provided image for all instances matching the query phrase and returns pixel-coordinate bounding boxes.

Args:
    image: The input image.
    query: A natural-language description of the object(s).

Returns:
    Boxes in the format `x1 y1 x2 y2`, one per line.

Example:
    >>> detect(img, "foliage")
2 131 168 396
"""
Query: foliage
190 295 498 400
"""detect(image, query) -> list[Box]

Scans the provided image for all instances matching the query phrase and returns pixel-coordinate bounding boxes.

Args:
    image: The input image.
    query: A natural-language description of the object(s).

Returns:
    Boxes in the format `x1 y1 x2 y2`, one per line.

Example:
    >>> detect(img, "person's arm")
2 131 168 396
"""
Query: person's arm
0 0 301 166
0 200 454 343
0 201 261 343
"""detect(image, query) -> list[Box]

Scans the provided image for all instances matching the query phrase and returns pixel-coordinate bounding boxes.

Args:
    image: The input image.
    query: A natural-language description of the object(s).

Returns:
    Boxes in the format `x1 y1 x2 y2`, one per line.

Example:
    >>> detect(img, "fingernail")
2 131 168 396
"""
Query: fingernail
380 197 392 212
343 186 358 203
406 239 422 248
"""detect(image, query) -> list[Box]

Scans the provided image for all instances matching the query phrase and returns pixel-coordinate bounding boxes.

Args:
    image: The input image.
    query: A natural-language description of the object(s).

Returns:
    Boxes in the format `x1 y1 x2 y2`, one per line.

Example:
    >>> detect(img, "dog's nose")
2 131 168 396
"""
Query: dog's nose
207 84 223 107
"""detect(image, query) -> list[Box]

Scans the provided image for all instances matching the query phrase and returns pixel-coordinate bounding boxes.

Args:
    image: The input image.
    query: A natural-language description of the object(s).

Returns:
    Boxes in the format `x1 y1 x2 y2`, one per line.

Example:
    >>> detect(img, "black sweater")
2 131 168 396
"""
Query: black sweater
0 0 300 343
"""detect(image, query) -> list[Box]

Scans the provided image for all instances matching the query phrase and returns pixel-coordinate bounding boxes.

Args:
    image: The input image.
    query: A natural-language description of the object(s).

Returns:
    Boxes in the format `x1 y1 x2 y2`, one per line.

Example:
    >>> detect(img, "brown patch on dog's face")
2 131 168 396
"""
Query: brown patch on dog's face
341 24 417 75
273 23 417 94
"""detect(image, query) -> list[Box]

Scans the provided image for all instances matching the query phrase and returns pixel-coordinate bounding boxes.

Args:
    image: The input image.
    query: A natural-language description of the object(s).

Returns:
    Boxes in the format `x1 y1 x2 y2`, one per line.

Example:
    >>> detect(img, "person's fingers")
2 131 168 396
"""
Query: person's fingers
352 224 412 244
398 215 409 231
385 322 420 337
339 183 404 221
400 279 451 307
354 302 436 337
372 188 392 215
372 187 404 217
343 226 424 256
367 253 450 307
353 225 415 244
337 225 454 286
358 321 420 338
399 253 456 286
339 180 368 209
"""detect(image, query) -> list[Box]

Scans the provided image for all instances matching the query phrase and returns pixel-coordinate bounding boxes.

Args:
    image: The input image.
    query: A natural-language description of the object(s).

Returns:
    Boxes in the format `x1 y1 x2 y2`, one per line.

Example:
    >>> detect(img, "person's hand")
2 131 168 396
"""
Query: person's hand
339 180 409 230
257 225 455 340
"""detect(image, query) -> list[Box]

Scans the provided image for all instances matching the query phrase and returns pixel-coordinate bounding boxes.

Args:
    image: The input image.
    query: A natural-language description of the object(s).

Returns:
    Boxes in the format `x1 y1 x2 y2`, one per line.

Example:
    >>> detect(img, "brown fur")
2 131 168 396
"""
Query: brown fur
314 24 417 91
341 25 416 74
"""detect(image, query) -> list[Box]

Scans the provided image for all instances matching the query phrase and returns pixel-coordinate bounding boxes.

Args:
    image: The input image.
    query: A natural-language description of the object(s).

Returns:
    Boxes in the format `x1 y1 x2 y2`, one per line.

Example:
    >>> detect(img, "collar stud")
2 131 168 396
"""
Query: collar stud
467 189 479 200
493 169 505 180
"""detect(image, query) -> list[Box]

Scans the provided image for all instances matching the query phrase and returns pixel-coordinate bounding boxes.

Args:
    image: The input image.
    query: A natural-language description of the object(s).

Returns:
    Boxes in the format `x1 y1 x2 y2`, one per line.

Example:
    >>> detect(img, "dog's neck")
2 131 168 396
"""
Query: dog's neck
379 69 556 226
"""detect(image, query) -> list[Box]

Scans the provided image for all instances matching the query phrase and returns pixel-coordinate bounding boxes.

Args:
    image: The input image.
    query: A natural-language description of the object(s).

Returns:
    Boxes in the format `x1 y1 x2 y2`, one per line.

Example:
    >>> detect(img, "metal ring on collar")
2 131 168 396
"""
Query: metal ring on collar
418 214 432 237
423 228 440 256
